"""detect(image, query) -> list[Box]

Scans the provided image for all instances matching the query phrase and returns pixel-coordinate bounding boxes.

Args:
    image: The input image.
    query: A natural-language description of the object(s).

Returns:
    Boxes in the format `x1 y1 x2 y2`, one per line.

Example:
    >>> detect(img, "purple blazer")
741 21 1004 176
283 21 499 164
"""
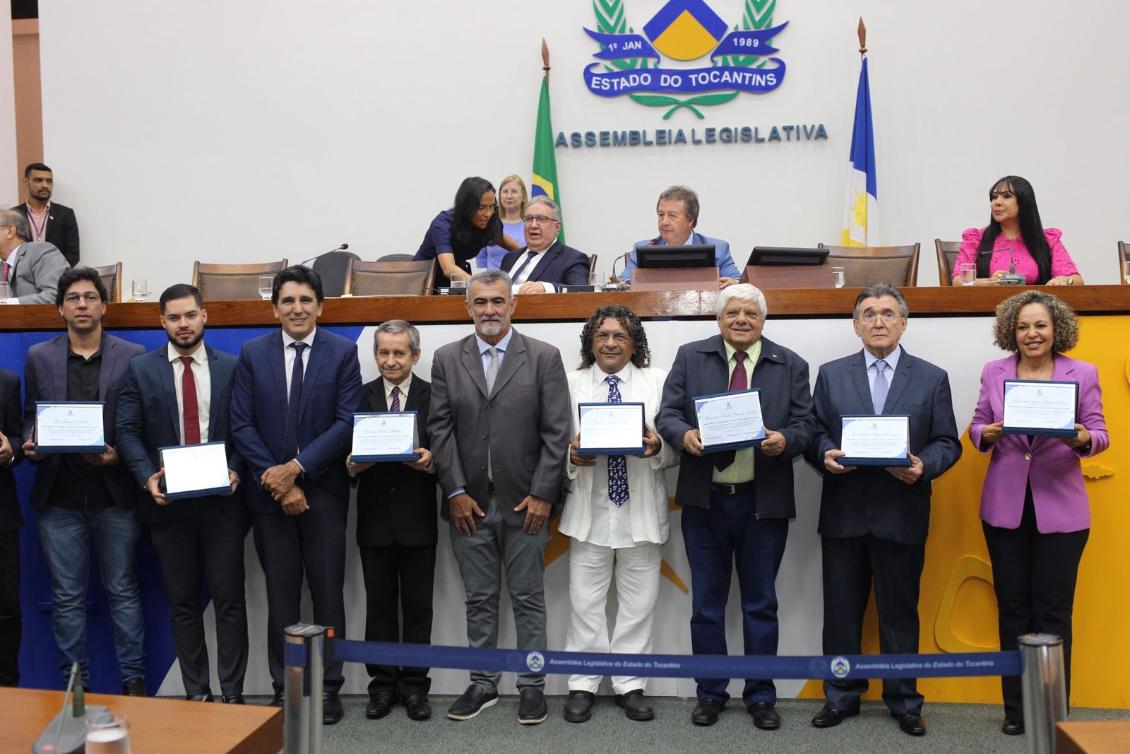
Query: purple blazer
970 355 1109 533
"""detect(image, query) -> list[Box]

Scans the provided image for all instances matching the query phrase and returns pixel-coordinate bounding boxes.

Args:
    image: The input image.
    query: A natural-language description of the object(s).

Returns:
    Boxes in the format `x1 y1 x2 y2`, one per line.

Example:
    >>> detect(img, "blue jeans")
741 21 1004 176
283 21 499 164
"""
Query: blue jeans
682 488 788 707
37 505 145 686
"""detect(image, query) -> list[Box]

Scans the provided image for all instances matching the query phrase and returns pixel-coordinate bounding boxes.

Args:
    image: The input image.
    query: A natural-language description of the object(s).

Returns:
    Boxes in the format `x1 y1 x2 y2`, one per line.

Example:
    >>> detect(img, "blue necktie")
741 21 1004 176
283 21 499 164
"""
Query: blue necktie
872 359 889 415
283 342 307 460
389 385 401 412
606 375 629 506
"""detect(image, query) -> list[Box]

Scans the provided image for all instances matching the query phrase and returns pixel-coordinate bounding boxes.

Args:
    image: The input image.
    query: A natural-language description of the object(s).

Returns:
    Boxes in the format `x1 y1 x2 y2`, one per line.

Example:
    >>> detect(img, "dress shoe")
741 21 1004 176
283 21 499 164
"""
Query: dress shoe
122 677 146 697
750 702 781 730
811 705 858 729
403 694 431 721
185 692 214 702
896 712 926 737
268 688 284 707
322 691 344 725
1001 717 1025 735
447 684 498 721
691 699 724 726
366 689 396 720
221 694 245 704
518 687 547 725
615 690 655 722
563 690 595 723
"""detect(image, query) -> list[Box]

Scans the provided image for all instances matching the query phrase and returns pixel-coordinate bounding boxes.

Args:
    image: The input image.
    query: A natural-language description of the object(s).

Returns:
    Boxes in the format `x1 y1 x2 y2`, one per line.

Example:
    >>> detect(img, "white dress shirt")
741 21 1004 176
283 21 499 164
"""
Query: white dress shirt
864 344 903 392
585 365 636 549
168 342 211 443
281 327 317 401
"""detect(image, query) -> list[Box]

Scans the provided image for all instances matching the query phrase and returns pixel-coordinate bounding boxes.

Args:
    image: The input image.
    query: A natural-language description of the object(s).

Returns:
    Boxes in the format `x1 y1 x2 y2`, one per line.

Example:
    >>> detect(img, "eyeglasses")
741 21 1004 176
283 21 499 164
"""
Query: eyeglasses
522 215 558 225
859 311 901 324
593 331 631 343
477 203 499 213
63 292 102 304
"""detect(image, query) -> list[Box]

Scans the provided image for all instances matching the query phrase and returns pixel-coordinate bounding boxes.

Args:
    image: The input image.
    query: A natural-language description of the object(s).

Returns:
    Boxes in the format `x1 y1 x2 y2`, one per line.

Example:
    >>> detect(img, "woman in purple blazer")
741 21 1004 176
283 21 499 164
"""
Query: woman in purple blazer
970 291 1109 736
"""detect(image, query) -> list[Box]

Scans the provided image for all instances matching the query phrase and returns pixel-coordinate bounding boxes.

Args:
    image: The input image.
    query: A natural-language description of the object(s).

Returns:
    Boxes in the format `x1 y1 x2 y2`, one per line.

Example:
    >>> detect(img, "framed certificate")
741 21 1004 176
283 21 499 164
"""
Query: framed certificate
576 402 645 456
35 401 105 453
839 415 911 466
1002 380 1078 437
694 389 765 452
159 442 233 500
352 412 419 462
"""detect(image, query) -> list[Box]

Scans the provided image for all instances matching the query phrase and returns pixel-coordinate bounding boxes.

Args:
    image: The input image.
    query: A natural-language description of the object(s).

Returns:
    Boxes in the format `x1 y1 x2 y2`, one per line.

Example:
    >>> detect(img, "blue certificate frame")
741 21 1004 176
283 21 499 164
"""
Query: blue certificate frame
576 402 646 456
159 441 234 501
1001 380 1079 437
352 411 419 463
838 414 912 467
694 388 766 453
34 400 106 453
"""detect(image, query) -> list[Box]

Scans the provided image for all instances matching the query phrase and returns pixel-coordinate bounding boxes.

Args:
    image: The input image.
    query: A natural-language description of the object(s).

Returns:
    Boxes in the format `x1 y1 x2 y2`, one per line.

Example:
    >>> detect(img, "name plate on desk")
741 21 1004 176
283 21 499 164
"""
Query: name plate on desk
577 402 645 456
694 389 765 452
840 415 911 466
160 442 233 500
1002 380 1078 437
35 401 105 453
352 412 418 462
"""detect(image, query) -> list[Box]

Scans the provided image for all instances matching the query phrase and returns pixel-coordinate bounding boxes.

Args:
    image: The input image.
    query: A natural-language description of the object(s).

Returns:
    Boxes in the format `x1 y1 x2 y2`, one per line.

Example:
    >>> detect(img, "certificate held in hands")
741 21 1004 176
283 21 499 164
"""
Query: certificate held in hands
577 402 645 456
161 442 233 500
694 389 765 452
35 401 105 453
839 415 911 466
352 412 419 462
1002 380 1078 437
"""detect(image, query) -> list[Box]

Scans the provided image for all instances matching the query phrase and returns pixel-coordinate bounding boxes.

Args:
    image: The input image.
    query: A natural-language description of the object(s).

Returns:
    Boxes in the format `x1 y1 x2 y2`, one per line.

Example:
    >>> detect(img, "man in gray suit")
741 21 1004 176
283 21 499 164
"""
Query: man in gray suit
0 209 69 305
806 283 961 738
428 268 571 725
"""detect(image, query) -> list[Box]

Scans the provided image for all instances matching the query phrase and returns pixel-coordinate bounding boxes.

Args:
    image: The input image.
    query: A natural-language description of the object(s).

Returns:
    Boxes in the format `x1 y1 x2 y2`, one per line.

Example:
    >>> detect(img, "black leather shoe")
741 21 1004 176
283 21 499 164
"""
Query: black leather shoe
563 690 595 723
447 684 498 721
185 692 214 702
750 702 781 730
897 713 926 736
1001 717 1025 735
518 687 547 725
366 689 395 720
691 699 724 726
221 694 245 704
615 690 655 721
322 691 344 725
403 694 431 721
268 688 284 707
811 705 858 728
122 677 146 697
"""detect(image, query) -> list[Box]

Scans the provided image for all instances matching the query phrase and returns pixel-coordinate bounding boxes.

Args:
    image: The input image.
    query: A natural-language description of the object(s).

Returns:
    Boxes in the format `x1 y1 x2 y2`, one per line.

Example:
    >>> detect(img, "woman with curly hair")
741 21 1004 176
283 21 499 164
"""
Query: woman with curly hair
954 175 1083 286
969 291 1108 735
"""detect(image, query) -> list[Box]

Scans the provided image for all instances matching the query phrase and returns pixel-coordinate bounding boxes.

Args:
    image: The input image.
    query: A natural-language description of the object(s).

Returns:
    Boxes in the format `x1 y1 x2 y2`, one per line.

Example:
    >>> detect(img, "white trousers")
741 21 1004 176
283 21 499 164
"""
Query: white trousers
564 538 661 694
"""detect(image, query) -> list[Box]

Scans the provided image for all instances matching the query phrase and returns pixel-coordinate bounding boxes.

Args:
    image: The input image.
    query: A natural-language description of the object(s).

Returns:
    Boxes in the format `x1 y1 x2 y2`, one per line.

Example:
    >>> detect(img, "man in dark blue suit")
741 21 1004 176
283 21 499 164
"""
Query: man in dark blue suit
0 368 23 687
806 283 961 738
499 197 590 293
657 283 815 731
230 266 362 724
116 283 248 704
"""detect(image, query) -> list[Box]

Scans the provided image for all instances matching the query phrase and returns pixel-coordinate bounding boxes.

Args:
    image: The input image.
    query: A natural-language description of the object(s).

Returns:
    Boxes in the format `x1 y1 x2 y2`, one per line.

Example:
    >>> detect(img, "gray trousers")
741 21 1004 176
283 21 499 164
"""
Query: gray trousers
450 495 548 691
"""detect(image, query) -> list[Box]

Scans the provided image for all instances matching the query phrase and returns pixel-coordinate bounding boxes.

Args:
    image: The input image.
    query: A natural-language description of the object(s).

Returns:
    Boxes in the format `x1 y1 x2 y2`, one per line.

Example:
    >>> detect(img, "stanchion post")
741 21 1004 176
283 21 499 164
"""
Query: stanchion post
1019 633 1067 754
284 624 326 754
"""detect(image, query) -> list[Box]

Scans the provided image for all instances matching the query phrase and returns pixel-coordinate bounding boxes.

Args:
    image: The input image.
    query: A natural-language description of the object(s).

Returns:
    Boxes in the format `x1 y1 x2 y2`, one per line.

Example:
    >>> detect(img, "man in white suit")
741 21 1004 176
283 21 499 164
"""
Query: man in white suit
560 305 678 724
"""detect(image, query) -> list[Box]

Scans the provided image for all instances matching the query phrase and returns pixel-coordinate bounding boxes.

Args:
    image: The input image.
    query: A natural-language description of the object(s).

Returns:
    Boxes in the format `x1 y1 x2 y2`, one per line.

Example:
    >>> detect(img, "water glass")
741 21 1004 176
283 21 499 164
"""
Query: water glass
1124 258 1130 284
959 263 976 286
0 281 9 301
258 275 274 301
130 280 149 302
450 279 467 290
831 266 846 288
86 711 131 754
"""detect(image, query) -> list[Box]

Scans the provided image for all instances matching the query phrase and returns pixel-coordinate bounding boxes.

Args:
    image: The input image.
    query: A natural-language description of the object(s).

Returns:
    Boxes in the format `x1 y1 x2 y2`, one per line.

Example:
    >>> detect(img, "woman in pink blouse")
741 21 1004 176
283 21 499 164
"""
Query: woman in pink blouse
954 176 1083 286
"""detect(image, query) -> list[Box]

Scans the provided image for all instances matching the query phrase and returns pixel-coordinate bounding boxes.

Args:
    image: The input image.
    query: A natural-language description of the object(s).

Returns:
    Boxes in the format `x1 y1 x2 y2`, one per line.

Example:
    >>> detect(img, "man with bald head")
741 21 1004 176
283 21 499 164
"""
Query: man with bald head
0 209 69 305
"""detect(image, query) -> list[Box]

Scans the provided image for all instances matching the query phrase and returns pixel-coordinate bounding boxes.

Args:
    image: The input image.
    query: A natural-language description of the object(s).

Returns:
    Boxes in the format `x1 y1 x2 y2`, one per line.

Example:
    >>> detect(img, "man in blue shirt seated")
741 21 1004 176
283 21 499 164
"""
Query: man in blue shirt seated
620 185 740 289
499 197 590 294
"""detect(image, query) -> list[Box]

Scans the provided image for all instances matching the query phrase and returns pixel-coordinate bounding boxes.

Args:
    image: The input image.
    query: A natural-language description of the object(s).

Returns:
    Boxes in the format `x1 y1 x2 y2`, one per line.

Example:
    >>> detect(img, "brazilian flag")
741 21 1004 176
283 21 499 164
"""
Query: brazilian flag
531 73 563 242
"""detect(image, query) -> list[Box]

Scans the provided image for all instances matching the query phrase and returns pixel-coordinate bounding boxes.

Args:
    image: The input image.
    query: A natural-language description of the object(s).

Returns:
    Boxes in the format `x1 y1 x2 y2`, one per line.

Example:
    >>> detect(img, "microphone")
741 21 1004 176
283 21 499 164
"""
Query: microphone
299 242 350 267
998 247 1025 285
608 250 633 288
33 662 109 754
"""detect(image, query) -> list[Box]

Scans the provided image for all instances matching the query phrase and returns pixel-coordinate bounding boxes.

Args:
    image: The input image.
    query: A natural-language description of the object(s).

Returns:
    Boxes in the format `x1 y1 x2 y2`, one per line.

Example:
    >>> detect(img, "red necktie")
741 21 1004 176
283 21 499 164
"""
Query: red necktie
713 351 748 471
180 356 201 444
2 262 9 282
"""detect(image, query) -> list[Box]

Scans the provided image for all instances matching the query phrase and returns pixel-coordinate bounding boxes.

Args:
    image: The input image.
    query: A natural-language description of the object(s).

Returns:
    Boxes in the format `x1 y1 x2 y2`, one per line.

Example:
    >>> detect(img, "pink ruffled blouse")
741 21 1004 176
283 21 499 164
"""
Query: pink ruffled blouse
955 227 1079 284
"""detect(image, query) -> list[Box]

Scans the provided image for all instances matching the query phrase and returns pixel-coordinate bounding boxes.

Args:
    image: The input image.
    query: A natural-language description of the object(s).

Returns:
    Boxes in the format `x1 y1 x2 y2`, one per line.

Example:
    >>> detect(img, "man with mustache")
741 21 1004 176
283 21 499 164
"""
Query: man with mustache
428 269 571 725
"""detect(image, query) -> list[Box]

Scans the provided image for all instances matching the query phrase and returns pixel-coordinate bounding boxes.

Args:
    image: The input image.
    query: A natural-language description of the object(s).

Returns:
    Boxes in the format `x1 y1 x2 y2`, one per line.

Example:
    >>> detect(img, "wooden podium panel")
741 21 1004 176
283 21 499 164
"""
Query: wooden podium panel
631 266 719 291
742 264 834 289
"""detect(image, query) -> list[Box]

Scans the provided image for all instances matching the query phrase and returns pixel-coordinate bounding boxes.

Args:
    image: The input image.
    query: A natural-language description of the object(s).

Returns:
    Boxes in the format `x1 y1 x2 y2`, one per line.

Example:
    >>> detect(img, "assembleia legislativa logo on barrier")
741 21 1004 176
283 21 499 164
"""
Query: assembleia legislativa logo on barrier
526 651 546 673
830 656 851 678
584 0 788 118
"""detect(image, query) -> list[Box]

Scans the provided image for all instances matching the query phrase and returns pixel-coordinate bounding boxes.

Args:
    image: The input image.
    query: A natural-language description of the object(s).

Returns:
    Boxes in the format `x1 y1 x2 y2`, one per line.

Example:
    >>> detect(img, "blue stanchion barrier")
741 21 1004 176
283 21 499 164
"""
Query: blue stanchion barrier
285 639 1021 682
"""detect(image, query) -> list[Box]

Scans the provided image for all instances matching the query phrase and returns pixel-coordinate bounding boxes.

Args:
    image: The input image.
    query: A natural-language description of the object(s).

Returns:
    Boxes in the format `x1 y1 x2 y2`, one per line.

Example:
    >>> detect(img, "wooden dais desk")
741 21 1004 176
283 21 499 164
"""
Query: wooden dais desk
0 687 282 754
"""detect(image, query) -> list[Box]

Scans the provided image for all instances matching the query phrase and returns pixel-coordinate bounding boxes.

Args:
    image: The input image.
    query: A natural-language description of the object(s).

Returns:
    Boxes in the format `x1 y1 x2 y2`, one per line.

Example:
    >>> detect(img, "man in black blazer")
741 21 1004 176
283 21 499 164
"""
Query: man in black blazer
115 284 248 704
0 368 24 686
806 283 961 738
346 320 437 722
20 267 147 694
13 163 80 267
657 283 815 732
499 197 589 293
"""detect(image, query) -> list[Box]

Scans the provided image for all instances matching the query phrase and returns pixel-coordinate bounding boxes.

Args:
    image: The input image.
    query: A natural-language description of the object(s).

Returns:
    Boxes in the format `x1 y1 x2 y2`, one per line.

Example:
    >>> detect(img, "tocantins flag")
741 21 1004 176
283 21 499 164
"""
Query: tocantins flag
841 56 876 246
531 72 564 242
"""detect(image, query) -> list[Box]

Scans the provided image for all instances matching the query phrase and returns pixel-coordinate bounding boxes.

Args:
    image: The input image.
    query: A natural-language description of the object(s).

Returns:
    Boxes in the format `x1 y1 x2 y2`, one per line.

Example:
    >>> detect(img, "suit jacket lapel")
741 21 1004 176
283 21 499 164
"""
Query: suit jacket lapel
365 380 389 413
271 331 288 411
491 331 527 397
404 375 426 411
299 330 331 422
204 346 226 433
850 351 872 410
161 352 181 440
528 242 560 282
98 336 118 400
882 350 913 414
49 335 68 399
459 336 489 399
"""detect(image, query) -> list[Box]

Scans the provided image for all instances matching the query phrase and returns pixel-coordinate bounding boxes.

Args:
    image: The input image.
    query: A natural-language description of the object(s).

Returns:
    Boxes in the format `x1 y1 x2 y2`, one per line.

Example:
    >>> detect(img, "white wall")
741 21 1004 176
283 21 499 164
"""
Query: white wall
37 1 1130 291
